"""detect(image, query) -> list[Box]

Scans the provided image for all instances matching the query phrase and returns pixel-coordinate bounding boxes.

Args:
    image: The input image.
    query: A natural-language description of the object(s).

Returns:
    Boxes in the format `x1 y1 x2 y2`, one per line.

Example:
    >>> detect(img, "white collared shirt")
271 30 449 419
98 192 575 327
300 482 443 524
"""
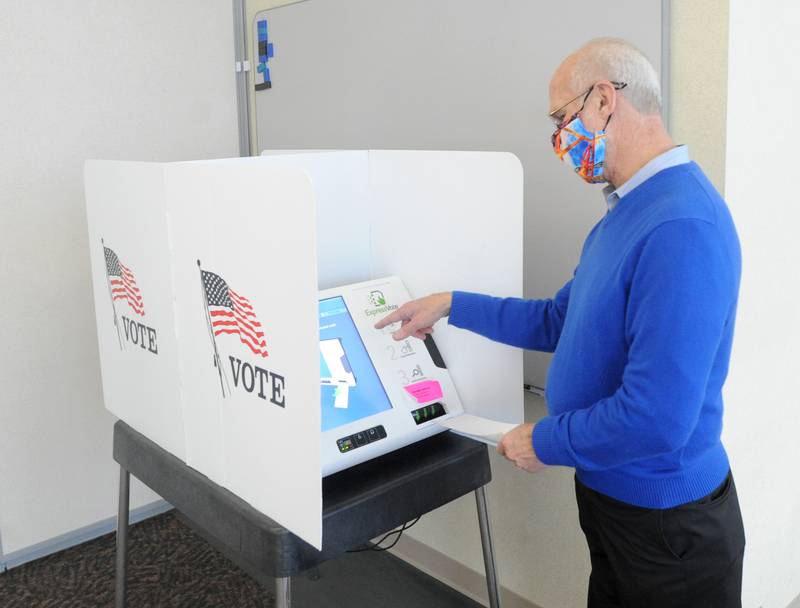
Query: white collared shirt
603 145 691 211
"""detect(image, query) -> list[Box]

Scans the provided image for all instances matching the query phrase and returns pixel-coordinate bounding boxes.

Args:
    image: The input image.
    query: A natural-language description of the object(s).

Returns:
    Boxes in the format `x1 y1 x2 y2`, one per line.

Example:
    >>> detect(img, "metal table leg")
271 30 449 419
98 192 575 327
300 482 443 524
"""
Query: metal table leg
115 466 130 608
475 485 501 608
275 576 291 608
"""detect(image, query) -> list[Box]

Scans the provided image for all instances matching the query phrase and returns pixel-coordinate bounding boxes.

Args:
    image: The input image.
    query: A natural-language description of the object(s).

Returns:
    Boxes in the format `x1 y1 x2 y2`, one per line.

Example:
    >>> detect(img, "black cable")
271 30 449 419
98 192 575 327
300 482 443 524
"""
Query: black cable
369 517 420 552
367 529 405 552
346 516 421 553
346 518 417 553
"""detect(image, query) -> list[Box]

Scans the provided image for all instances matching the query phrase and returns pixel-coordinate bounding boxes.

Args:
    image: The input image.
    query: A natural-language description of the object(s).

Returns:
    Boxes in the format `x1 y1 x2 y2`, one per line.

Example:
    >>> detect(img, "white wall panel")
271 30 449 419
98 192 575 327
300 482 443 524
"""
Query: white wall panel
0 1 238 557
723 2 800 607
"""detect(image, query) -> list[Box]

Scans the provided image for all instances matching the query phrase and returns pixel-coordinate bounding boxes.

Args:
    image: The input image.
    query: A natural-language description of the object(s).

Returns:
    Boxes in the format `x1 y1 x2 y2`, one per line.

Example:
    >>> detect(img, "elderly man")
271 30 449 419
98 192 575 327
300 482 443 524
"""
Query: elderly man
375 38 745 607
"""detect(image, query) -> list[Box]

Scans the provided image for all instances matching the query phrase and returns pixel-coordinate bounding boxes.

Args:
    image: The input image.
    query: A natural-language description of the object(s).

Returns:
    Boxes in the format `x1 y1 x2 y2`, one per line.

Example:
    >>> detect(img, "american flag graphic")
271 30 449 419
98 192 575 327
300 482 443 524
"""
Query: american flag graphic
104 247 144 316
201 270 269 358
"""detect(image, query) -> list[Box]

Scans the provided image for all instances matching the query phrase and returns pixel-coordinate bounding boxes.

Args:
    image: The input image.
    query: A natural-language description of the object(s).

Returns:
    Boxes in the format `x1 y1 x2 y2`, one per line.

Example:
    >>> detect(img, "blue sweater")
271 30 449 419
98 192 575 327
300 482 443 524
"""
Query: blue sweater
449 162 741 508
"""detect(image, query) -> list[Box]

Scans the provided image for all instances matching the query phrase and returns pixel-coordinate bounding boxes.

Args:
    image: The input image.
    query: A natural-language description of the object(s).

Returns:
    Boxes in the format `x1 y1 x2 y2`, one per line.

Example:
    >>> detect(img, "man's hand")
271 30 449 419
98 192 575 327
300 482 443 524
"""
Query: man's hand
497 423 547 473
374 292 453 341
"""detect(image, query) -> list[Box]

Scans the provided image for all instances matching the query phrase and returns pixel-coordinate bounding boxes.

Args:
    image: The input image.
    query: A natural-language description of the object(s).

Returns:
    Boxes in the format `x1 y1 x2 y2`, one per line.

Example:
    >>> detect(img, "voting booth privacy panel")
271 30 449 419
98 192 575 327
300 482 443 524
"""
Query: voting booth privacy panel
85 150 523 550
86 159 321 546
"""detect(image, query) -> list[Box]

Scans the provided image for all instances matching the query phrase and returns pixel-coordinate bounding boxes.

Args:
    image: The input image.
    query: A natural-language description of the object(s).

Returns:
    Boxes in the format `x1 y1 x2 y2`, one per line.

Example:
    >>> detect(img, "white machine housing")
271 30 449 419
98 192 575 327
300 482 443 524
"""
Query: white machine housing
319 276 464 475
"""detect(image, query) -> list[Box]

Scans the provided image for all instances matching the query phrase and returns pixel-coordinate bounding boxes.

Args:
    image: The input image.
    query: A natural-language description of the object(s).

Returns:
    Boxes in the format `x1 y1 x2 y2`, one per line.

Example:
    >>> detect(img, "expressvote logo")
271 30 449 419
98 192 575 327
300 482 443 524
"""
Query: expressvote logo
368 290 386 307
102 239 158 355
198 261 286 408
365 289 398 317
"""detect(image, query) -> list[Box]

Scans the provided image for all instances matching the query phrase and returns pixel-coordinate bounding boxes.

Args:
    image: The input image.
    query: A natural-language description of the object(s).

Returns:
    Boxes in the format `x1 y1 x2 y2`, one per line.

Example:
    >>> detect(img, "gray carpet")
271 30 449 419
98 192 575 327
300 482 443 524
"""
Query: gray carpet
0 511 483 607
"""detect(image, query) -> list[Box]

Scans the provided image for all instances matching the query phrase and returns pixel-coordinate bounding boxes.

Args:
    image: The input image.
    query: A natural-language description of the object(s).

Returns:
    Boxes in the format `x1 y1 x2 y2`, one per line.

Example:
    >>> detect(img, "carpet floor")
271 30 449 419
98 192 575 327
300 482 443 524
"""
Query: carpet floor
0 511 482 608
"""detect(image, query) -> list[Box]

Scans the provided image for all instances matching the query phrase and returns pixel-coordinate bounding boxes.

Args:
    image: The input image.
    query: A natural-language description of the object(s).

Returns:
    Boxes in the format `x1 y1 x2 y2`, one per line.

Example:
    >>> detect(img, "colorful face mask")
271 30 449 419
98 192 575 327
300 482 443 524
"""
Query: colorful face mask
552 115 608 184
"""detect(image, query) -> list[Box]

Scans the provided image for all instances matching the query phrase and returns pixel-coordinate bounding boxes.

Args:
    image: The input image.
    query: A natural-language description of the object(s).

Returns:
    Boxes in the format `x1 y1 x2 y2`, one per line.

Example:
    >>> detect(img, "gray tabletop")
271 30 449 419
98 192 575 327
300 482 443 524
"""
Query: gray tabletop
113 420 491 578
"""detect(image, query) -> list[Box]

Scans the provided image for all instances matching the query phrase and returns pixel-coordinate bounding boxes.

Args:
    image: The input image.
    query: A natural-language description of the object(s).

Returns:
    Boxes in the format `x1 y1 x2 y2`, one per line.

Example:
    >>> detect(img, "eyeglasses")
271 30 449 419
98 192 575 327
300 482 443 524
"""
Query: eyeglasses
549 81 627 149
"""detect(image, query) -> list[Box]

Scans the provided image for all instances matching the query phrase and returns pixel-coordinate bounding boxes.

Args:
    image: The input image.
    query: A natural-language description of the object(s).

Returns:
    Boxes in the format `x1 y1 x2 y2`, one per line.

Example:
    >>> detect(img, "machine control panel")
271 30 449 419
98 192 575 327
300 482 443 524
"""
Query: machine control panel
336 425 387 453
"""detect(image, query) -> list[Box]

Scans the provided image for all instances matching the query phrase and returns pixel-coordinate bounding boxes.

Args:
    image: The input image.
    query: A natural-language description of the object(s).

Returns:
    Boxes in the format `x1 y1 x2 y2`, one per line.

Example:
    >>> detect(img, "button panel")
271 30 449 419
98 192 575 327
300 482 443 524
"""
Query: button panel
337 425 387 453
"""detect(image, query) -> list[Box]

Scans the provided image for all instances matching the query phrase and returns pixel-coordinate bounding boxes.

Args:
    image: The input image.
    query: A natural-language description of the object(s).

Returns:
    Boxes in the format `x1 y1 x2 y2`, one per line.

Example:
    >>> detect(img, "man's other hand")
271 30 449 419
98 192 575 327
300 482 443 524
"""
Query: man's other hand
373 292 453 341
497 423 547 473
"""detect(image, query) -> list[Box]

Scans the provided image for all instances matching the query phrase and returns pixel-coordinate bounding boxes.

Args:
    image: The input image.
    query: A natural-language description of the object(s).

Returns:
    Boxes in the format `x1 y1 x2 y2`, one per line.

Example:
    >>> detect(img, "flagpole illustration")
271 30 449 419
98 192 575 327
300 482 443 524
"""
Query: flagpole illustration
101 238 123 350
198 260 229 397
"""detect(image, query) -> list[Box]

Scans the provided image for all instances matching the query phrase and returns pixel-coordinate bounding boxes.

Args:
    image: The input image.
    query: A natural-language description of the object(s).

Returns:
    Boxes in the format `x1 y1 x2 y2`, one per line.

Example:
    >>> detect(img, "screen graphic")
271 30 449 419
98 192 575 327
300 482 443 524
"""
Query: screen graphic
319 297 392 431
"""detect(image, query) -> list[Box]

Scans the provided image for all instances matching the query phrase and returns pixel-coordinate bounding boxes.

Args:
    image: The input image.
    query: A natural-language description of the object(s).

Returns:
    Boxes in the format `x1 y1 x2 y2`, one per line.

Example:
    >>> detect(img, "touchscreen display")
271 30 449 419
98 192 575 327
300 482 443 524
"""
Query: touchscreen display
319 296 392 432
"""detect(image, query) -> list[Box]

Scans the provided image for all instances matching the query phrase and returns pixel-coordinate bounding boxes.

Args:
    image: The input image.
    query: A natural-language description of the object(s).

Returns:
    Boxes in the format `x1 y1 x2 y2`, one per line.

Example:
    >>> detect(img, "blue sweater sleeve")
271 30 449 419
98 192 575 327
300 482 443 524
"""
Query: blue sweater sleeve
533 219 736 469
447 276 573 352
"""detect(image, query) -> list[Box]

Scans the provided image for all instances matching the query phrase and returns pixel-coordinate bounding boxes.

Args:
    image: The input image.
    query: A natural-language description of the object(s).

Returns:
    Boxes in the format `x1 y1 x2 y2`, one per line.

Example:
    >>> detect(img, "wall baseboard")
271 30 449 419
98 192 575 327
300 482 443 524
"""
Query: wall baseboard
390 534 542 608
0 499 172 572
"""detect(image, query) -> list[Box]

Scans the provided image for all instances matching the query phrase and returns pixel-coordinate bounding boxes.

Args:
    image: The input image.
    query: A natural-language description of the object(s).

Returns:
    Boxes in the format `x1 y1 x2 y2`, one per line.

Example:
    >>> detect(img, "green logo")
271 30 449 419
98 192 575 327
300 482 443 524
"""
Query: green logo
369 290 386 307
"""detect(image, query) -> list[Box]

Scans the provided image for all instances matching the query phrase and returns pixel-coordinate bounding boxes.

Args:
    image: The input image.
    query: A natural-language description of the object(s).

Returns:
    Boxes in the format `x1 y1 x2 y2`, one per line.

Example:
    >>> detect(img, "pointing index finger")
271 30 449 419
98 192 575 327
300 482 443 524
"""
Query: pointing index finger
374 308 404 329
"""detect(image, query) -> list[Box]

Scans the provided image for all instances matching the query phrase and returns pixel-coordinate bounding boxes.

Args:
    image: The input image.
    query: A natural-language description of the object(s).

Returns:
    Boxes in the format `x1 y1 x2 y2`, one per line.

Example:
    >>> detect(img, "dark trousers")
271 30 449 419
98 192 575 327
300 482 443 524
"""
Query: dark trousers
575 471 745 608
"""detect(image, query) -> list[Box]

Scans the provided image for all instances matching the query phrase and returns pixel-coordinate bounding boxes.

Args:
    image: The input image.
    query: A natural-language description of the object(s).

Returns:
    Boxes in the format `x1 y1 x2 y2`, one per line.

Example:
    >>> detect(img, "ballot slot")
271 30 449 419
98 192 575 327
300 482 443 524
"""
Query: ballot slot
318 276 465 475
411 402 447 426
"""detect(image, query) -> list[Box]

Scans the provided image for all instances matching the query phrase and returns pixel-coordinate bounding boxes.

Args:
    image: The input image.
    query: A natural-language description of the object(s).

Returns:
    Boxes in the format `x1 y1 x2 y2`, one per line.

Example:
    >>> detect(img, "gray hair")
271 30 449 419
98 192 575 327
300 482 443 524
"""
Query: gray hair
571 37 662 116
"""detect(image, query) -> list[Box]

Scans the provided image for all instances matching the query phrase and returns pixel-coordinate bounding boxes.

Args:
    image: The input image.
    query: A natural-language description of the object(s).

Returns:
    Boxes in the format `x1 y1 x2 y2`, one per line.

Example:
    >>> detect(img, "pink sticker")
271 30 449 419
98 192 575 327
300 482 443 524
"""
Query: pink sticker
403 380 443 404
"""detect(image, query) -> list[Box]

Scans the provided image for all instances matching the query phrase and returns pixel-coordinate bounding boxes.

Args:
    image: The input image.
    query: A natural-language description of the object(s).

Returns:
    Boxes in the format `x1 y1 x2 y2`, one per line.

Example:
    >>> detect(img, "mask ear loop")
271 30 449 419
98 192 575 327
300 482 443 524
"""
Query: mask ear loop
601 80 626 131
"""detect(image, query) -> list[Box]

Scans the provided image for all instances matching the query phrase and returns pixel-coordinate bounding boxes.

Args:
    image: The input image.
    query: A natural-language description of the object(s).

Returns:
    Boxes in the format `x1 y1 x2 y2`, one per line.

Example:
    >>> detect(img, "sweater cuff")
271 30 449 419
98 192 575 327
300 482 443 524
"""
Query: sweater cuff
447 291 484 330
533 415 575 467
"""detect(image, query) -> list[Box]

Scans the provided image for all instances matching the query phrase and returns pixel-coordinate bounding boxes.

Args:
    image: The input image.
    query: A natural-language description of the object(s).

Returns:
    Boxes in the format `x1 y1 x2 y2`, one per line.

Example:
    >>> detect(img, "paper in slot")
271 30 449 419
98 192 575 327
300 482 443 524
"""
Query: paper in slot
439 413 517 447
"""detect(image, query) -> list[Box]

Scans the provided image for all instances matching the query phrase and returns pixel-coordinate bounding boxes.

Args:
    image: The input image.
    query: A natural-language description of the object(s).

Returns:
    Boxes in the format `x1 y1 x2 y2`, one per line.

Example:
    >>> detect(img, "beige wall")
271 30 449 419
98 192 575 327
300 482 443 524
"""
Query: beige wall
670 0 729 193
242 2 731 606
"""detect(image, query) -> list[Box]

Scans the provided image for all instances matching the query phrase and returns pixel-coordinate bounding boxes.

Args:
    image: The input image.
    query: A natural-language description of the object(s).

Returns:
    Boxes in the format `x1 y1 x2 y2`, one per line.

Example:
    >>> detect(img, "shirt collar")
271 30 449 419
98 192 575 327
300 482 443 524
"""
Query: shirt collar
603 145 691 211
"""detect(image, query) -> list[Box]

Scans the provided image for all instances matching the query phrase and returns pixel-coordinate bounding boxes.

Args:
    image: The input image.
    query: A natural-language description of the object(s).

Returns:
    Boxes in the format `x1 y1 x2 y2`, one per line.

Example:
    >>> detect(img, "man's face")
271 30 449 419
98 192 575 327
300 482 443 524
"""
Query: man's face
548 57 621 184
